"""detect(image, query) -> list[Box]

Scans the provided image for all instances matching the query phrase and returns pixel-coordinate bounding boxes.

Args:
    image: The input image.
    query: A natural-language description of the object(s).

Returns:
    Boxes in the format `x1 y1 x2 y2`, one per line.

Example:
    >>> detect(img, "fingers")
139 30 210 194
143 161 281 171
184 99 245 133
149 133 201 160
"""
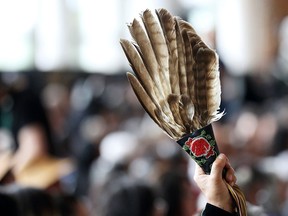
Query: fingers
210 153 226 178
194 162 205 175
194 153 237 187
224 160 237 186
210 154 236 186
193 162 205 183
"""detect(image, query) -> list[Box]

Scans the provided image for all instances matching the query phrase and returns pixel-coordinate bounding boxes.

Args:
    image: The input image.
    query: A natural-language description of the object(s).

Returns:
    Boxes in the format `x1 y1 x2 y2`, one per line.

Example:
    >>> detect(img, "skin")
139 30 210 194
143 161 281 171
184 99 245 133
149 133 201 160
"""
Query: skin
194 153 237 213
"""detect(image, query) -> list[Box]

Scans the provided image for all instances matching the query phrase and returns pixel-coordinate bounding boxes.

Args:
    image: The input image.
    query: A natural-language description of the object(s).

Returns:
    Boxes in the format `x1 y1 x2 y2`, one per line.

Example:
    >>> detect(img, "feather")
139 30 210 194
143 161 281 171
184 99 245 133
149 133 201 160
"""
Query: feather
190 35 223 126
156 9 180 95
179 94 196 133
120 39 162 107
175 19 188 97
127 72 184 138
141 9 171 96
128 18 165 101
128 15 176 125
181 29 196 116
167 94 184 128
126 72 161 126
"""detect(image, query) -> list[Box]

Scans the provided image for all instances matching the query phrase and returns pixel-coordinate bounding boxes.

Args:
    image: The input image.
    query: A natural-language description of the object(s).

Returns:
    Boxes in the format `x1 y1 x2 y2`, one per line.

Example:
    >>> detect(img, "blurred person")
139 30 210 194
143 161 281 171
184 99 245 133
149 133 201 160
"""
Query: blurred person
74 114 108 197
271 16 288 87
95 173 157 216
0 129 15 184
0 189 19 215
235 106 278 158
0 77 75 192
41 83 71 157
0 75 49 146
88 134 165 216
10 89 75 191
0 185 88 216
157 170 198 216
54 191 89 216
257 151 288 215
244 17 288 106
0 185 58 216
11 186 59 216
218 59 246 122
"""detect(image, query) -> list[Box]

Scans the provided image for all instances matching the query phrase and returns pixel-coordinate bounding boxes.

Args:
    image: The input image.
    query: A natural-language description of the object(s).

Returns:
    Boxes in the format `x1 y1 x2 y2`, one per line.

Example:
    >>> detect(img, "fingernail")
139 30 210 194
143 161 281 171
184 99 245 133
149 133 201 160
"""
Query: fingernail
218 154 224 159
228 174 233 182
228 175 235 186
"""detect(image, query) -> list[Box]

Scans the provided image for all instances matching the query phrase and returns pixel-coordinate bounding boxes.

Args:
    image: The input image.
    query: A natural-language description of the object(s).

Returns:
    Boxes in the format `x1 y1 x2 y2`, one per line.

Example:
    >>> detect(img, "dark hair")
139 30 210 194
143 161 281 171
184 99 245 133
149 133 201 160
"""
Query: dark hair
158 171 190 216
13 187 58 216
0 192 19 216
104 182 155 216
0 186 82 216
54 193 80 216
95 171 156 216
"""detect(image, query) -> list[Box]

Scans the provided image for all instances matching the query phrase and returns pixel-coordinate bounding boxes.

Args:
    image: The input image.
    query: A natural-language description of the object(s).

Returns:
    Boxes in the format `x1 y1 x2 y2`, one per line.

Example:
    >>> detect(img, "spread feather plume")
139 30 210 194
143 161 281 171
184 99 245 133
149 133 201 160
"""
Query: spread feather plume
120 8 247 216
120 8 223 140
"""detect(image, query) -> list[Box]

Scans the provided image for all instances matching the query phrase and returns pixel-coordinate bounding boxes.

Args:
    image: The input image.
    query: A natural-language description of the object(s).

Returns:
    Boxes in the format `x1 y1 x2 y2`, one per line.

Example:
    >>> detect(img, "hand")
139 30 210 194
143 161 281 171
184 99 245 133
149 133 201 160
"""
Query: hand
193 153 236 213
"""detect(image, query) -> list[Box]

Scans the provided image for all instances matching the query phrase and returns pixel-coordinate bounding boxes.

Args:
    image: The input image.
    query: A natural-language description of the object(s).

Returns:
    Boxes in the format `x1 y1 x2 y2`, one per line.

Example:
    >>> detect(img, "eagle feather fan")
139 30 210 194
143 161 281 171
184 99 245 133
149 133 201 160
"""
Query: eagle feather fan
120 8 247 216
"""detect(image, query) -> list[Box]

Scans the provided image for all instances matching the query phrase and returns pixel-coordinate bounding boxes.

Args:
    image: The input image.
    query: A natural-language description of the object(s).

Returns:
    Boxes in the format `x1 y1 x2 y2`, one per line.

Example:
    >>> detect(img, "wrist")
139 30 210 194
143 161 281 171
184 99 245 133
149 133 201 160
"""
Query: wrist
204 203 236 216
207 196 234 213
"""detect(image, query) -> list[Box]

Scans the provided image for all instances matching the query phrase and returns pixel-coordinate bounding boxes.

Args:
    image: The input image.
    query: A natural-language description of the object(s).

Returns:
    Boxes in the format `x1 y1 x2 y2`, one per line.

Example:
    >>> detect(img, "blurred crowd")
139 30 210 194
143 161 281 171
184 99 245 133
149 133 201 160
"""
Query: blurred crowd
0 14 288 216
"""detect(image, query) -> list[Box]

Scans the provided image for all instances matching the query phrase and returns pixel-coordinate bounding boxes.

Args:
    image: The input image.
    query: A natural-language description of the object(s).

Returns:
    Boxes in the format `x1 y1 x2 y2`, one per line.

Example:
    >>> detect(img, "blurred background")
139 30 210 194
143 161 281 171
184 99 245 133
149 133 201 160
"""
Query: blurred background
0 0 288 215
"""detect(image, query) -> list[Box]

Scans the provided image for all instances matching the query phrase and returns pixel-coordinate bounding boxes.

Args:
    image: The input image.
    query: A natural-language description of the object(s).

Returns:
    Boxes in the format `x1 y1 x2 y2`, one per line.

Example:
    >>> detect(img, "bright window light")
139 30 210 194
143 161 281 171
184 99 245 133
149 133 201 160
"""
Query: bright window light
77 0 122 73
0 0 37 71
